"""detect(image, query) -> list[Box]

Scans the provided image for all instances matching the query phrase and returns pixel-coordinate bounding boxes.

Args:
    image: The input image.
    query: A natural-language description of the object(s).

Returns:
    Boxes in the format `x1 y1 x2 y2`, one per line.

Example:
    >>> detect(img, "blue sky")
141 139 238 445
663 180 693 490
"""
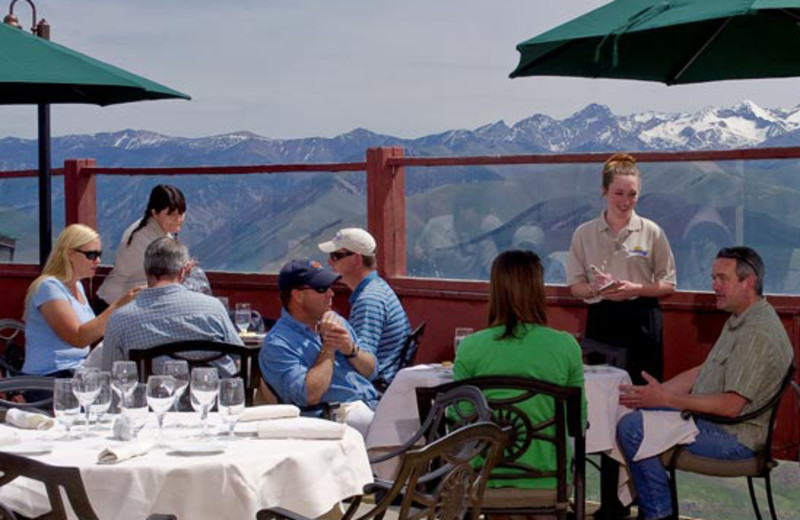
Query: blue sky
3 0 800 140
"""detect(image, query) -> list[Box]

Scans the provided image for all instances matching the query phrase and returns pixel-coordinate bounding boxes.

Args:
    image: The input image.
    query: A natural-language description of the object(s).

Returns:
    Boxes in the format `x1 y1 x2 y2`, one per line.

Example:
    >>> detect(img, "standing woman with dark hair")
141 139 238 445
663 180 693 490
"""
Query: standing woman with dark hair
453 250 585 491
566 153 676 385
96 185 186 311
566 153 675 520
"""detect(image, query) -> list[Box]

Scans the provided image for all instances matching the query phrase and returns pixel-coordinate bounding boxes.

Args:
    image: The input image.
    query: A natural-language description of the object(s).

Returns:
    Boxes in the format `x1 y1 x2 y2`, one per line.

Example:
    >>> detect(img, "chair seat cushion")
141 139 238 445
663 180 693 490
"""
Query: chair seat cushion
481 485 572 509
659 448 766 477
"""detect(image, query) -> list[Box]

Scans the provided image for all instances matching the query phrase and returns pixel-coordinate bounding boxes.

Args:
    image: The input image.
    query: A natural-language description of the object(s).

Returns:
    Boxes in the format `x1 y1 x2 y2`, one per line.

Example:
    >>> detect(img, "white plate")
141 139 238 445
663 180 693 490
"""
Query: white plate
168 443 226 456
235 423 258 436
0 443 53 456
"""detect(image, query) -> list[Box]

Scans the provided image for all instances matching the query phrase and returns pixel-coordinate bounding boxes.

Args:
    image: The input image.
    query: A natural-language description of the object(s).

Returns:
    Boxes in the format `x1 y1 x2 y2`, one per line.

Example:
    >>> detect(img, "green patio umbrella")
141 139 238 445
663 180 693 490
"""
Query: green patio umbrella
0 21 189 262
511 0 800 85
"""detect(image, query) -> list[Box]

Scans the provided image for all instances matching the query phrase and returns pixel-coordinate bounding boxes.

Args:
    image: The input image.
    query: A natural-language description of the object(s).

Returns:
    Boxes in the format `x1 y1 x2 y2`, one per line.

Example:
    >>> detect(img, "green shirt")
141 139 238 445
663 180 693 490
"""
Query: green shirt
453 323 587 489
692 298 794 451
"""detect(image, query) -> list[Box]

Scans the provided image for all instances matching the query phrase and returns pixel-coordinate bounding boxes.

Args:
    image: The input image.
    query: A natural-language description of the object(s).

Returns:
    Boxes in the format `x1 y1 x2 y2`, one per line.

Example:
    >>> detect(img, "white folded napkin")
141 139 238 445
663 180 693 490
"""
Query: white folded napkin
5 409 55 431
240 404 300 422
0 426 21 446
97 440 155 465
257 417 346 440
634 410 700 461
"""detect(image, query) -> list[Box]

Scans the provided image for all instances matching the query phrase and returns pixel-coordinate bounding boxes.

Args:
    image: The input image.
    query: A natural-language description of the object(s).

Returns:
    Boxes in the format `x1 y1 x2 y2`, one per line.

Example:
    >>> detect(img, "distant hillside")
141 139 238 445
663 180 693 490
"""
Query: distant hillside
2 101 800 293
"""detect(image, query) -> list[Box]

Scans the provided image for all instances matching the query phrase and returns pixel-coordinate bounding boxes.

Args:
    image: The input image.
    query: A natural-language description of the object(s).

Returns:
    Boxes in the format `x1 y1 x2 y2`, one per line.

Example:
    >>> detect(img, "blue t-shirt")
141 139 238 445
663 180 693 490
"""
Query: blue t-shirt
22 277 94 375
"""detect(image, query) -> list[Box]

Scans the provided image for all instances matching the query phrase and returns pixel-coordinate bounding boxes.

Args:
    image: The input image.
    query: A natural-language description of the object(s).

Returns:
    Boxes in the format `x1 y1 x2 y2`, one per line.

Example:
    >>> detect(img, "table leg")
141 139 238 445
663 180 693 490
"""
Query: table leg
595 453 631 519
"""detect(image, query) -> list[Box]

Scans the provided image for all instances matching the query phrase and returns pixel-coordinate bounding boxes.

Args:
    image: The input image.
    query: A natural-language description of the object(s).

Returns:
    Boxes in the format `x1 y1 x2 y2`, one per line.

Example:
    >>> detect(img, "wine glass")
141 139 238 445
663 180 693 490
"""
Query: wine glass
120 383 149 439
72 369 101 431
89 371 112 428
218 378 245 439
161 360 189 411
190 367 219 436
234 303 251 334
146 375 176 436
53 379 81 440
112 361 139 408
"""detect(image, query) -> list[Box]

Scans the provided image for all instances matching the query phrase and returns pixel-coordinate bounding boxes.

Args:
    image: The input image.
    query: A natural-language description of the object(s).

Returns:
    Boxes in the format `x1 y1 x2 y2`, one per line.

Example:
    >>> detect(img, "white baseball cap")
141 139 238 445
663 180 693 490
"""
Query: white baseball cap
318 228 376 256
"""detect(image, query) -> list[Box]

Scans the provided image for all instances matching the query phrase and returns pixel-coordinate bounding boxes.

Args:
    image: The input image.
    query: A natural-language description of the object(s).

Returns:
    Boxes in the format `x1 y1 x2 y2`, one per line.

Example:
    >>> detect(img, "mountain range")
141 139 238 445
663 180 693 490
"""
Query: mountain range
2 100 800 293
2 100 800 172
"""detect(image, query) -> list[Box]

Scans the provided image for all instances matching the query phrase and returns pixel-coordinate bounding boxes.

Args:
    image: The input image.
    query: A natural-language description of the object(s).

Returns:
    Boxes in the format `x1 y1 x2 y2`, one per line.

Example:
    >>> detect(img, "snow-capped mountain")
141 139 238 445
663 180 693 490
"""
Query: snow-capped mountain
3 100 800 172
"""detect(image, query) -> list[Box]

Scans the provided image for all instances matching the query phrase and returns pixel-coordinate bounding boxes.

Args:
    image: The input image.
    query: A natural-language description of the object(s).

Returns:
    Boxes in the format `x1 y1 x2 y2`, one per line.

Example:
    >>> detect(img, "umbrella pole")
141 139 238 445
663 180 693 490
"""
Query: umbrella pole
37 102 51 265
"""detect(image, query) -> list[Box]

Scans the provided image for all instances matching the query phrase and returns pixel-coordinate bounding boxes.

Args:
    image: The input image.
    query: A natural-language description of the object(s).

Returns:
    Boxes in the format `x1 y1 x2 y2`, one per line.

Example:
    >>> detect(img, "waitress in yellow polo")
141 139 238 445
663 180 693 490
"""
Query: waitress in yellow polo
566 153 676 386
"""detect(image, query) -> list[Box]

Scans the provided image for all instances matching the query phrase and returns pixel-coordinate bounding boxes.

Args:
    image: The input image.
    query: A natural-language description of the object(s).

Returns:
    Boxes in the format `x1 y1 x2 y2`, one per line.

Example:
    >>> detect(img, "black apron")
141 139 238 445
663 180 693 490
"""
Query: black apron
585 297 663 385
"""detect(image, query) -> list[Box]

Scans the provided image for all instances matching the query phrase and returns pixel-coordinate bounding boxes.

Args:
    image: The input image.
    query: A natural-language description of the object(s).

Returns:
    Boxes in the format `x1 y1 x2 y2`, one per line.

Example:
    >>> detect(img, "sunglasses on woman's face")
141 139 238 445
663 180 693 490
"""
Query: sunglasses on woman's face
329 250 356 262
73 249 102 261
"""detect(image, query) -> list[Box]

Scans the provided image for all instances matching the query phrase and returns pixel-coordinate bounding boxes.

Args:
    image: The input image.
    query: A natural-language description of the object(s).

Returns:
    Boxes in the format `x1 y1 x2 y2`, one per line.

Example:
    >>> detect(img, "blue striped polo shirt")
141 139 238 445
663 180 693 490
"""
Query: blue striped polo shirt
349 271 411 383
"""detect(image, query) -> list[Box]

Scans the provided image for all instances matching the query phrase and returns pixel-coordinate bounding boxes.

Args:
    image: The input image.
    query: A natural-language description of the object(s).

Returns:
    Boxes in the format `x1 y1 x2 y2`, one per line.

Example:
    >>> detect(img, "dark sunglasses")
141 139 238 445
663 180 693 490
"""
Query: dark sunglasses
329 250 355 262
297 285 329 294
73 249 102 261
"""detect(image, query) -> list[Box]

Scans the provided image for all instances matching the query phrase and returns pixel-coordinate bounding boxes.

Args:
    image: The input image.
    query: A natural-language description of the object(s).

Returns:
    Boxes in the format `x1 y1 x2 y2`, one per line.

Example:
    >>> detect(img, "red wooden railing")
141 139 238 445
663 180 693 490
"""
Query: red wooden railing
1 146 799 458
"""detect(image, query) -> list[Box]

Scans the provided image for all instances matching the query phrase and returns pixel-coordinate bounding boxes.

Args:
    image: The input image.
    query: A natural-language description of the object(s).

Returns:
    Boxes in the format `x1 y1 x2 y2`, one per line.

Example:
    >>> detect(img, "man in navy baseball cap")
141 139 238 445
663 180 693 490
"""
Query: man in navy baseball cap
260 258 378 435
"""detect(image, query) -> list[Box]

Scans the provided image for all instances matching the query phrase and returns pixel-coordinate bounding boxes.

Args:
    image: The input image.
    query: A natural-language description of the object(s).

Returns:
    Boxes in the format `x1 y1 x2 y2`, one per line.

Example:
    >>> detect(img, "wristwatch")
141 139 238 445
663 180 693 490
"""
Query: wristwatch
345 343 360 359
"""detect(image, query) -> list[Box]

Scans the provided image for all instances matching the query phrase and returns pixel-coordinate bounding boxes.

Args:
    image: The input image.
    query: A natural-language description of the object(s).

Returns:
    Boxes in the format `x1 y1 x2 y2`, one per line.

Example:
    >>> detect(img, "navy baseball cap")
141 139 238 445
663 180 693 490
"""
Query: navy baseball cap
278 259 341 291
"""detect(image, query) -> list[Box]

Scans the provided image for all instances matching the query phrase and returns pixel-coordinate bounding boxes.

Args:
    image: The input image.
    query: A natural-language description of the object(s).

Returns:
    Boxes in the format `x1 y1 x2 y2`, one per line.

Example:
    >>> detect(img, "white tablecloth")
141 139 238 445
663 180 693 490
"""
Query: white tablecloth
365 364 632 478
0 413 373 520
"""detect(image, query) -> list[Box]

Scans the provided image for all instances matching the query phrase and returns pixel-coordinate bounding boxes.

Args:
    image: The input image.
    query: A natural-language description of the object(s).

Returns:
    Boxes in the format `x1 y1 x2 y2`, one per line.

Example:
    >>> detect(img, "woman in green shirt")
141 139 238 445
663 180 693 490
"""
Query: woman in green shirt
454 249 586 489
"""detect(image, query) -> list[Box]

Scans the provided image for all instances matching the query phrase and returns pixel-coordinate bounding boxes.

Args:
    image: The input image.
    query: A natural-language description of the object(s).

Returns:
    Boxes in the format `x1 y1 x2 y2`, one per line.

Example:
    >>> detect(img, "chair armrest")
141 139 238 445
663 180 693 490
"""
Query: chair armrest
257 507 312 520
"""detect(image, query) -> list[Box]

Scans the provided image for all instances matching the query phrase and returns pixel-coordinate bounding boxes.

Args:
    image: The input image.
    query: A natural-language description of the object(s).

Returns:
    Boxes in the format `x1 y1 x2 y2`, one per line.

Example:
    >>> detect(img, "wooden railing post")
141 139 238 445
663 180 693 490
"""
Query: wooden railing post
64 159 97 228
366 147 406 277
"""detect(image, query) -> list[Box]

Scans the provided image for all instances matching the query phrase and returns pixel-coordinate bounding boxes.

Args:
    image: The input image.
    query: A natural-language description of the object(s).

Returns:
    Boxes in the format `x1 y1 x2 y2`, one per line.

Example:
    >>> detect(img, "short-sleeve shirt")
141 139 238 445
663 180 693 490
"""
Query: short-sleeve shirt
692 298 794 451
98 218 167 303
23 277 94 375
260 309 379 410
566 211 676 301
349 272 411 384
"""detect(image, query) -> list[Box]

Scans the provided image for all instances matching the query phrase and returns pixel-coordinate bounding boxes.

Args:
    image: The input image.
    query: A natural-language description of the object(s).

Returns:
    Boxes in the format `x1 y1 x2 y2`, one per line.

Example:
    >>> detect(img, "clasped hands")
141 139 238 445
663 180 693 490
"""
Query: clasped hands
317 311 355 356
619 371 669 409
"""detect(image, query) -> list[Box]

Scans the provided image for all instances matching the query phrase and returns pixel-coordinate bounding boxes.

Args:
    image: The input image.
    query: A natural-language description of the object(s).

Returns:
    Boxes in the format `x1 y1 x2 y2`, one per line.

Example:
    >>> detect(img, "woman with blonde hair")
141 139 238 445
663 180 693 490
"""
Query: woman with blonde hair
22 224 139 376
453 250 585 490
566 152 675 519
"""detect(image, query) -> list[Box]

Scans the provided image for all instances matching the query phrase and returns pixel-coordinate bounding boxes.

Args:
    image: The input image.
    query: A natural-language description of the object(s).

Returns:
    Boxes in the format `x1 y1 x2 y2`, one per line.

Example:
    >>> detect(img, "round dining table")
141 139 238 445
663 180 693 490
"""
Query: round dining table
0 412 373 520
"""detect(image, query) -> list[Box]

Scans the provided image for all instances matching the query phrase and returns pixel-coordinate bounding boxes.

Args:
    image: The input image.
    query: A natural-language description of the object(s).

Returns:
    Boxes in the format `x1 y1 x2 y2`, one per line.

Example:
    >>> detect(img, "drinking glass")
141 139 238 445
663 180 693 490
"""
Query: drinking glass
190 367 219 436
146 375 176 435
72 369 101 429
112 361 139 408
218 378 245 439
161 360 189 411
453 327 474 355
53 379 81 440
89 371 112 428
120 383 149 439
234 303 251 334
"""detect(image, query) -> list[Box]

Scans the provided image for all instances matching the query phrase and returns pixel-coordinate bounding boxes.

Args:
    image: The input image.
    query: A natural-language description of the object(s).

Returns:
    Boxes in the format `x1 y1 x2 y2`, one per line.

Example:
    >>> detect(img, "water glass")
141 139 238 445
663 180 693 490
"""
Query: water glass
190 367 219 436
72 369 101 429
146 375 176 435
218 378 245 439
234 303 251 334
89 371 112 427
112 361 139 408
120 383 149 439
53 379 81 439
453 327 474 355
161 360 189 411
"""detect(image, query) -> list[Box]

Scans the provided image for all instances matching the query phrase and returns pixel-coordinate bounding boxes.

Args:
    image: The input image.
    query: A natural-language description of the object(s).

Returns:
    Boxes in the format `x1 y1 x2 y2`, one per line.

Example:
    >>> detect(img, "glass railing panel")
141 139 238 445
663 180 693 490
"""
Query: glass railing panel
406 158 800 295
0 176 65 264
96 171 367 274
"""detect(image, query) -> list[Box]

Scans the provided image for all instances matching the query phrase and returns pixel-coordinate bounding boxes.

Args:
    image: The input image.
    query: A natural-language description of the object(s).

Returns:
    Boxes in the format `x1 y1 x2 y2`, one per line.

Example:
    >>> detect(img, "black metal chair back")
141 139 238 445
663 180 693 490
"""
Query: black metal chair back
373 322 427 393
0 451 100 520
0 376 55 416
128 340 261 406
259 422 510 520
416 376 586 520
0 319 25 377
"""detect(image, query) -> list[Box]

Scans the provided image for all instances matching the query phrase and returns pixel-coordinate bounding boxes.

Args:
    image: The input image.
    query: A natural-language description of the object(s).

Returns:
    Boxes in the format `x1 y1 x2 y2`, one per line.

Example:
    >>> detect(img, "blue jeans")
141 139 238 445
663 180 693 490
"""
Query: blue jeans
616 410 754 520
